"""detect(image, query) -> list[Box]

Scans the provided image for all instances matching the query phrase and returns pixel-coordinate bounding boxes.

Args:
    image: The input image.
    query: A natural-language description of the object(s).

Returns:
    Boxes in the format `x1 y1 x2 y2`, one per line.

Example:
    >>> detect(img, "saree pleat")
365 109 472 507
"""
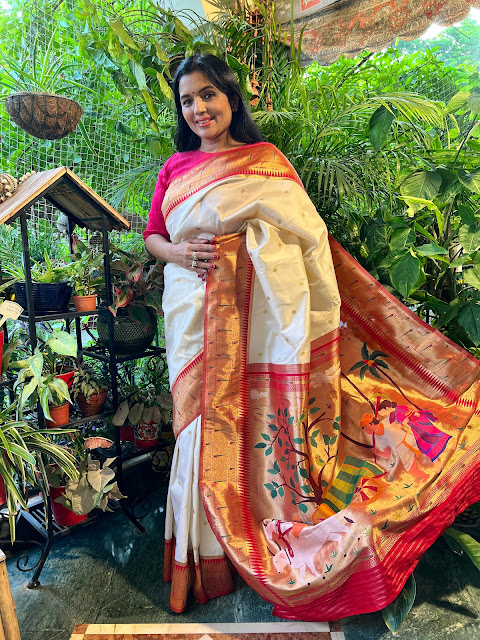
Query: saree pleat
161 143 480 618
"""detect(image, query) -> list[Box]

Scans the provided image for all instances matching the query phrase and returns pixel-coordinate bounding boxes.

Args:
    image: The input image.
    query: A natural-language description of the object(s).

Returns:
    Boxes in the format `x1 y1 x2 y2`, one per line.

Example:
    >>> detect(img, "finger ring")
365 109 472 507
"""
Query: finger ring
192 258 198 268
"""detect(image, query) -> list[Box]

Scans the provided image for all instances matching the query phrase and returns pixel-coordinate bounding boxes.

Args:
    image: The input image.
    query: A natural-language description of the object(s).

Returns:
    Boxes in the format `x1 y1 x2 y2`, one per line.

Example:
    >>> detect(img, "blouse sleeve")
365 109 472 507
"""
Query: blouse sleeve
143 162 171 241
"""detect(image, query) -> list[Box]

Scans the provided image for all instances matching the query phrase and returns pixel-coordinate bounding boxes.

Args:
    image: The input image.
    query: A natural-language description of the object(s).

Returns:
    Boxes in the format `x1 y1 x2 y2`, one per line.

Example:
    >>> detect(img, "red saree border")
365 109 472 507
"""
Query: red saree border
331 237 479 408
172 352 203 438
163 143 304 221
200 232 291 608
273 453 480 620
331 237 479 368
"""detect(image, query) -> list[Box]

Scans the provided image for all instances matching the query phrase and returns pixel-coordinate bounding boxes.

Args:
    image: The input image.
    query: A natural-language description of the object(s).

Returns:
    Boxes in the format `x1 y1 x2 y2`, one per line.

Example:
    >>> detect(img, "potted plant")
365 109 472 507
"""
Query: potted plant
0 404 78 542
112 387 172 449
70 364 109 417
5 250 73 314
97 243 163 355
0 29 88 140
66 238 105 312
46 434 124 526
10 329 77 427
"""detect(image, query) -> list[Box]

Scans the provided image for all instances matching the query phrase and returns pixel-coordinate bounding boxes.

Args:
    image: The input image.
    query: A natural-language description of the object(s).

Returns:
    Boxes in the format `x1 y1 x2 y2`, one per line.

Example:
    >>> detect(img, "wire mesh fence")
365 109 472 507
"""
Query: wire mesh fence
0 0 157 237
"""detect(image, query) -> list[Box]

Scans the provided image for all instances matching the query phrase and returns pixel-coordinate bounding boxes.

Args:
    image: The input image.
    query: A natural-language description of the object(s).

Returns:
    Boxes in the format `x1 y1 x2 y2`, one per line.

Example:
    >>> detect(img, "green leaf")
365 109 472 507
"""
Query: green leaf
464 266 480 291
381 574 416 633
254 443 266 449
46 330 77 358
128 304 151 326
458 224 480 253
380 250 408 268
369 105 395 151
390 253 421 298
300 468 309 478
298 503 308 513
308 397 316 405
322 434 330 446
264 483 275 490
446 90 469 113
261 433 271 441
444 527 480 570
467 92 480 115
278 487 284 498
156 72 174 101
390 228 416 251
265 446 273 456
457 302 480 345
458 205 476 226
310 407 320 414
400 171 441 202
301 485 312 494
108 18 138 49
416 243 448 257
293 438 304 444
458 168 480 195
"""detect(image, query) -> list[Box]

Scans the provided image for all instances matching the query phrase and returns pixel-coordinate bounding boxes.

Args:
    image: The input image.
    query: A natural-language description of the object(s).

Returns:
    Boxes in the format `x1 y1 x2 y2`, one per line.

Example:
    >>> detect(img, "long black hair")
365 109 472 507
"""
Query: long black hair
172 54 264 152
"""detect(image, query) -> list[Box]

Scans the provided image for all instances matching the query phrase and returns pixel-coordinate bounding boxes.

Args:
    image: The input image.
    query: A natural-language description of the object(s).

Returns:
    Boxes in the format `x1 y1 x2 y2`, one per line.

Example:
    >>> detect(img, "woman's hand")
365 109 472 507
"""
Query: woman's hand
170 237 218 280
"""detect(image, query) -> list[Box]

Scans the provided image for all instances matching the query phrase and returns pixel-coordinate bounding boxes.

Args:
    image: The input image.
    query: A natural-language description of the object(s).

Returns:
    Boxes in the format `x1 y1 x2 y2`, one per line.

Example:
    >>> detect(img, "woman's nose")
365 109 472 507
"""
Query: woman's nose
193 97 206 113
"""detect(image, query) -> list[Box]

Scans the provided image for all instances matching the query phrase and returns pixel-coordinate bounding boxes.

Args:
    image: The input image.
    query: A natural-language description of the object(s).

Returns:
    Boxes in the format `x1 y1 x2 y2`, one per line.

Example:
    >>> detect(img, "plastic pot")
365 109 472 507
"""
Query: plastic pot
0 476 6 506
72 294 97 312
45 403 69 428
50 485 88 527
13 281 72 314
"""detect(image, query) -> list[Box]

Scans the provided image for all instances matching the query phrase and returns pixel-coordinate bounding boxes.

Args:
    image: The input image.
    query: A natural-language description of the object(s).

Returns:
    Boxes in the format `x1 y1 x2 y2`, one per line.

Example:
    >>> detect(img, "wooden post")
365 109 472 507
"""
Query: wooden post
0 551 21 640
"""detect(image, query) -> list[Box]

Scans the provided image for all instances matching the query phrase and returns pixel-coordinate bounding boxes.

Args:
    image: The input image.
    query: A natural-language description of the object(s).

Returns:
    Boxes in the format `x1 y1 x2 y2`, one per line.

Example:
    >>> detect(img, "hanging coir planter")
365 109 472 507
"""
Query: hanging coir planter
5 92 82 140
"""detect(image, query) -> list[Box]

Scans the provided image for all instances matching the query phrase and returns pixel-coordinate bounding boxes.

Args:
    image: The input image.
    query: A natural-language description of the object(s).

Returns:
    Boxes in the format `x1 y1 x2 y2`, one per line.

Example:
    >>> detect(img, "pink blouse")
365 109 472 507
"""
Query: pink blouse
143 143 266 242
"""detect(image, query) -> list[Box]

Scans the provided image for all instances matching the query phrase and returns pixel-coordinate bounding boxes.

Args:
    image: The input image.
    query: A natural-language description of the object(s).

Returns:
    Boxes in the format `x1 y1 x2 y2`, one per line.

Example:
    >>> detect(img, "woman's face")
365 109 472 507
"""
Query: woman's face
178 71 234 152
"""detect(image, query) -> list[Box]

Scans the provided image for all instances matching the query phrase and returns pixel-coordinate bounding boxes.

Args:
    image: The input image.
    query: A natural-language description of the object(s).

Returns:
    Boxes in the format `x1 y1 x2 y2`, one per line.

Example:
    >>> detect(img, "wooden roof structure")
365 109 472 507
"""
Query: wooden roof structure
0 167 130 232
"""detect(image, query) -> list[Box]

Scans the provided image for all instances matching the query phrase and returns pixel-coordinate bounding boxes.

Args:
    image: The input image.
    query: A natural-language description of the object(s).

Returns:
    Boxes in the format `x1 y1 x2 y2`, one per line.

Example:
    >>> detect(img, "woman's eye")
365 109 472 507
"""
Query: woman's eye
182 99 192 106
204 92 215 99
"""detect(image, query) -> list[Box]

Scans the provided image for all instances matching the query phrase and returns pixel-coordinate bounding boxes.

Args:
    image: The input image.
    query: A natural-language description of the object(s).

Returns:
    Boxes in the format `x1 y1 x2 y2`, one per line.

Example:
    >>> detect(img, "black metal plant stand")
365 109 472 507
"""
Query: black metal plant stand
0 168 167 587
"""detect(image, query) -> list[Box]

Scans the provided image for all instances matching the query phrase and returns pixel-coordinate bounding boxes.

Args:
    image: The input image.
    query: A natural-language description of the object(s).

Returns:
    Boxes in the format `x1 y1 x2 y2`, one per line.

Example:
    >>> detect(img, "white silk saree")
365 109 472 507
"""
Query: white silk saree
159 143 480 619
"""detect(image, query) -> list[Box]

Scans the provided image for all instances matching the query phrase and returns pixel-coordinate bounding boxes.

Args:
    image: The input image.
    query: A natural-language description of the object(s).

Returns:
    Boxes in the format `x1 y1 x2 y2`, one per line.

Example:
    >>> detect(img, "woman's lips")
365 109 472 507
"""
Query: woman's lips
197 118 213 127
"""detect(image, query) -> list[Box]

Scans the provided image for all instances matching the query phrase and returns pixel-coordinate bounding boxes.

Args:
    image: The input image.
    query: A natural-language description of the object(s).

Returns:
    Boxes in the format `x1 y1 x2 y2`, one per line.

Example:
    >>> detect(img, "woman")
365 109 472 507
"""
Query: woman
144 55 480 620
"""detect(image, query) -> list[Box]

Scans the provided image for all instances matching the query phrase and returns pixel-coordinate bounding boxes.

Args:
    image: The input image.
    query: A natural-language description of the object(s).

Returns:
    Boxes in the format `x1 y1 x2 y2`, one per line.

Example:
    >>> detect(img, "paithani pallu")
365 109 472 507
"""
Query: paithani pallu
160 142 480 619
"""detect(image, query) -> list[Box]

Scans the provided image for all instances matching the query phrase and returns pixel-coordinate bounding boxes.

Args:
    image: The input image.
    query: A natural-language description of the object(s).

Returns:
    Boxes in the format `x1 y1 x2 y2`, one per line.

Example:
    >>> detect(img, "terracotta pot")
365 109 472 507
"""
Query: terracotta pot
77 388 108 417
0 476 6 506
49 485 88 527
5 92 83 140
119 424 134 442
45 403 69 428
134 421 160 450
73 294 97 312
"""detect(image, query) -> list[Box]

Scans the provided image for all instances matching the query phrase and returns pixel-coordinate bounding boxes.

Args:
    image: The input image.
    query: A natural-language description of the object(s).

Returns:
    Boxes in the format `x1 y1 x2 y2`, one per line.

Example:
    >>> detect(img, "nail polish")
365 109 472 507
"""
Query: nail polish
210 264 215 269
